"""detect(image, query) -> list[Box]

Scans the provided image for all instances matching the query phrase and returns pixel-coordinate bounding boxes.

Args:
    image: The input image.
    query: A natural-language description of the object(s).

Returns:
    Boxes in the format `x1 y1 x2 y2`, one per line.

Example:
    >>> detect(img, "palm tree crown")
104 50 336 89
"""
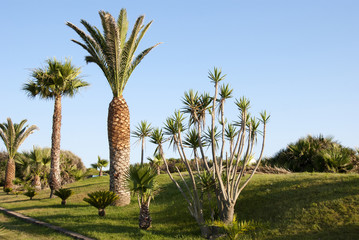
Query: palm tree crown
66 9 161 97
0 118 38 159
23 58 89 98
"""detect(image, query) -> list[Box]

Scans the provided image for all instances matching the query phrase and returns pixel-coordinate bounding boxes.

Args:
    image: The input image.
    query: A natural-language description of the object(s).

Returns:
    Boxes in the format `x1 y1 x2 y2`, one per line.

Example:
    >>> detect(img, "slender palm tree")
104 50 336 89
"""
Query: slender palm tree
0 118 38 190
91 156 109 176
66 9 161 206
23 58 89 198
132 121 153 165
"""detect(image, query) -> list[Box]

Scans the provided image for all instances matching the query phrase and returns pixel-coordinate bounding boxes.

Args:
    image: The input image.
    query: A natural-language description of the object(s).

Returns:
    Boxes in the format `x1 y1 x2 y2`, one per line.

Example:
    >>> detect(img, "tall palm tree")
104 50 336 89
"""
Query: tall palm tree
132 121 153 165
91 156 109 176
0 118 38 190
66 9 161 206
23 58 89 198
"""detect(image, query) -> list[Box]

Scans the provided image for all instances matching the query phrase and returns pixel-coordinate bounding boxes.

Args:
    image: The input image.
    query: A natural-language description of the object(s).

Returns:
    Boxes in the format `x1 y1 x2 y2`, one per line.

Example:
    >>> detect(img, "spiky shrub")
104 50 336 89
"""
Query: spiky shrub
3 187 12 195
54 188 74 205
128 165 158 229
212 215 261 240
83 190 119 216
24 188 37 200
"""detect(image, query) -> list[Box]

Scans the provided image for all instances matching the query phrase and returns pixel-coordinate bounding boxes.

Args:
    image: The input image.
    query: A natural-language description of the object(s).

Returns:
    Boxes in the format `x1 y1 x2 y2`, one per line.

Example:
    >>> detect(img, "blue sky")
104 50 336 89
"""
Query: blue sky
1 0 358 168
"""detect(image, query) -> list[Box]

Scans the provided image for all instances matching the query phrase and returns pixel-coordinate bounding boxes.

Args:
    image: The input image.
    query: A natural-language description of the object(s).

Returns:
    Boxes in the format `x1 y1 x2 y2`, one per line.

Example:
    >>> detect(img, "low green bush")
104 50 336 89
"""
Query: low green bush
83 190 119 216
54 188 74 205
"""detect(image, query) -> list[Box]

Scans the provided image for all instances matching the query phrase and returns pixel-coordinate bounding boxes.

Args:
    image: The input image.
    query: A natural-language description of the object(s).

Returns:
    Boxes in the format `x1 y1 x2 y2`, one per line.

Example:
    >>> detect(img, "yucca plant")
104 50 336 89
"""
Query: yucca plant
83 190 119 216
54 188 74 205
24 188 37 200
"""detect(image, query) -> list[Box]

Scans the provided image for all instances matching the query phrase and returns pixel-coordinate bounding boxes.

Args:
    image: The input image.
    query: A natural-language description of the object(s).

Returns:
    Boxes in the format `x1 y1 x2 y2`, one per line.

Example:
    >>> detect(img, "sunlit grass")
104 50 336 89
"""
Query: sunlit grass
0 173 359 239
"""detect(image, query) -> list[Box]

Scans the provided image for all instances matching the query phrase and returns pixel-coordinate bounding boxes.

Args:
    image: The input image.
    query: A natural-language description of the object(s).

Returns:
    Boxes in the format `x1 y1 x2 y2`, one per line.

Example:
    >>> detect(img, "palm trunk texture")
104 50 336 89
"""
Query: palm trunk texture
139 203 152 230
4 158 15 189
32 175 42 191
49 95 62 197
108 96 131 206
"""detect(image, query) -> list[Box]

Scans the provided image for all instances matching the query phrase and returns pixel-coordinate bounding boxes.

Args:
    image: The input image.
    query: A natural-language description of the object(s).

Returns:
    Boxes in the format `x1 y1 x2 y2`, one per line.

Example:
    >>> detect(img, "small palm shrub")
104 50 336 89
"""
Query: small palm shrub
0 224 7 237
212 215 261 240
83 190 119 216
3 187 12 195
54 188 74 205
24 188 37 200
128 165 158 229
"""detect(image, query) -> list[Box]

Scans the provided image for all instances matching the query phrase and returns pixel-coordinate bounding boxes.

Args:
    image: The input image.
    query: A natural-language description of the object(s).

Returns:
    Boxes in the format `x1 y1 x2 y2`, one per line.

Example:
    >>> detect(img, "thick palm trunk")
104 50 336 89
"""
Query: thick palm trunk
139 203 152 229
49 95 62 198
4 158 15 190
32 175 41 191
108 96 131 206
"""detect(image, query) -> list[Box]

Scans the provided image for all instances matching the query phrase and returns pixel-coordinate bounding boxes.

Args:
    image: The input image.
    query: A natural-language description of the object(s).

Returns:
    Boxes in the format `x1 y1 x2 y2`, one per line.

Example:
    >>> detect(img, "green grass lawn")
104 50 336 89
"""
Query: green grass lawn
1 173 359 239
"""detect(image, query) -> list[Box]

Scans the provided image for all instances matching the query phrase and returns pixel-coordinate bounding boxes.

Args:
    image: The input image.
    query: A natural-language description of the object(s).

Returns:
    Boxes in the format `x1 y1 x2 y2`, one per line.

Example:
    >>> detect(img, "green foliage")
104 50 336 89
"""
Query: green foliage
3 188 12 195
266 135 357 172
24 188 37 200
128 165 158 205
212 215 261 240
83 190 119 216
54 188 74 201
0 224 7 237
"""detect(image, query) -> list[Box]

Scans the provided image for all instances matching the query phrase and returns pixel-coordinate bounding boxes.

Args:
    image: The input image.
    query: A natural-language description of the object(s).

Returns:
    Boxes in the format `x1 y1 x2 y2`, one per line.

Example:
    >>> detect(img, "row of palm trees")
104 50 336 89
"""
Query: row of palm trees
1 9 160 204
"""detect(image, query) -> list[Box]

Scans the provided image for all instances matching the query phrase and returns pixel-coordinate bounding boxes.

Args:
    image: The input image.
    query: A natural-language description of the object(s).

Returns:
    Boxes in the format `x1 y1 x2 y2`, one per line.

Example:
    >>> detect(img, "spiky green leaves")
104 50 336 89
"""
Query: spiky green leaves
132 121 153 143
0 118 38 159
54 188 74 202
23 58 89 99
83 190 119 215
208 67 226 84
67 9 161 97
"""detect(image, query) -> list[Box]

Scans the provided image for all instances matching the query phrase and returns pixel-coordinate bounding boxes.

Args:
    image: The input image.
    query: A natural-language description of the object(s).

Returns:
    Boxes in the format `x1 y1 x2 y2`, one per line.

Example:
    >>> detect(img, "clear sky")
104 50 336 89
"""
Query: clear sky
1 0 358 168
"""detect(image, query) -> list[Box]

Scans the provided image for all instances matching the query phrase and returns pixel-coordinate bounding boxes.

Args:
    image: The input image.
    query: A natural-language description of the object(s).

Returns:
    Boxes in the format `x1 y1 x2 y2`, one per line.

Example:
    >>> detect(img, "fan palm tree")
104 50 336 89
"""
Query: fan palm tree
91 156 109 176
22 146 50 191
0 118 38 190
128 165 158 229
23 58 89 198
147 153 163 175
66 9 161 206
132 121 153 165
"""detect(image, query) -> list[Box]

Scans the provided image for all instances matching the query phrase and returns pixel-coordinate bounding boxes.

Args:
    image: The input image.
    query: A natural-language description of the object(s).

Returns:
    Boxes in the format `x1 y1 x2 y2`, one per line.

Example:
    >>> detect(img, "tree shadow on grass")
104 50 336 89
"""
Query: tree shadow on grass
269 223 359 240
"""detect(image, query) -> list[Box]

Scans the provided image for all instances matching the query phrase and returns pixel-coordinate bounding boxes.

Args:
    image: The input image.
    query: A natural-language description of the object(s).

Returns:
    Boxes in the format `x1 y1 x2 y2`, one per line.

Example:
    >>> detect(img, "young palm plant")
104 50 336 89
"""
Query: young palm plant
0 118 38 190
91 156 109 176
147 154 163 175
24 187 37 200
83 190 119 216
132 121 153 165
67 9 161 206
54 188 74 205
127 165 158 230
23 58 89 198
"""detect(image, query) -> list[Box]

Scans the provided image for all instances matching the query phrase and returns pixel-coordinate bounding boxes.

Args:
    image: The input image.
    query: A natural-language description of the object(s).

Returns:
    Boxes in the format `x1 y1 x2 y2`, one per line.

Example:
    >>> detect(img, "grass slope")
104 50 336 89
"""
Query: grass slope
0 173 359 239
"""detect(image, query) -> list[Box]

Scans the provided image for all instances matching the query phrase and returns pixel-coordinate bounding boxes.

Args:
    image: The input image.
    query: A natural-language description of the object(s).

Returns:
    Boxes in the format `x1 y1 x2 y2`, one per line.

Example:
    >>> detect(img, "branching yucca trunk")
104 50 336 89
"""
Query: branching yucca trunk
108 96 131 206
49 95 62 198
4 158 15 189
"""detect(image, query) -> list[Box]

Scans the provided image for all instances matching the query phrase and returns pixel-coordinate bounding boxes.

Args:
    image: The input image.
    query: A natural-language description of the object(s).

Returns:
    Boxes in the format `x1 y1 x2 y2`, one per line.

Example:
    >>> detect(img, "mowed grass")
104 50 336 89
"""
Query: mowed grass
1 173 359 239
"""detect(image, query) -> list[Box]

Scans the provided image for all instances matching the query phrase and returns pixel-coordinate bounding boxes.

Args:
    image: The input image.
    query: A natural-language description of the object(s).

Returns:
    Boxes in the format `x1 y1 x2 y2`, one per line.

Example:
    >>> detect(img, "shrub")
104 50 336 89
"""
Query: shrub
265 135 357 172
83 190 119 216
24 188 37 200
3 187 12 195
54 188 74 205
